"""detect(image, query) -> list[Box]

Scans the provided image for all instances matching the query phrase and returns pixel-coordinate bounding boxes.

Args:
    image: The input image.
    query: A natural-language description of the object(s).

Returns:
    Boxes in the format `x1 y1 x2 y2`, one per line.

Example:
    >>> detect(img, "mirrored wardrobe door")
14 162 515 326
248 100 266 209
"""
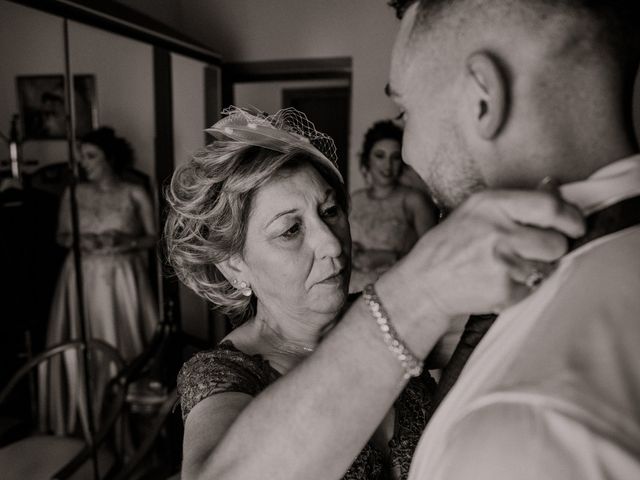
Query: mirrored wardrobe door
63 18 161 364
0 0 70 404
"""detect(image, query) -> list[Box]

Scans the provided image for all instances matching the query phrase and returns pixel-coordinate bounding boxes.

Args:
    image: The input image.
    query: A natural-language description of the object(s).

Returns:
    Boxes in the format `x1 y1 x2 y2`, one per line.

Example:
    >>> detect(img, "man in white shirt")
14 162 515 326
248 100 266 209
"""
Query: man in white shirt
386 1 640 478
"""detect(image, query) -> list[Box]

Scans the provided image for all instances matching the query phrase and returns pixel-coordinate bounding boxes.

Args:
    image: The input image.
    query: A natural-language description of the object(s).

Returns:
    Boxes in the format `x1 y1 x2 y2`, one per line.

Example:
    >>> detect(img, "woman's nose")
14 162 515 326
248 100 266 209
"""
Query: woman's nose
312 220 343 259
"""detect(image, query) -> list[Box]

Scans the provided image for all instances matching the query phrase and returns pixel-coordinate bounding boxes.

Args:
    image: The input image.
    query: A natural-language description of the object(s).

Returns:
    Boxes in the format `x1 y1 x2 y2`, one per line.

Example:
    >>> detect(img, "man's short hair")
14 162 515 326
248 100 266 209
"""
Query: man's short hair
389 0 640 68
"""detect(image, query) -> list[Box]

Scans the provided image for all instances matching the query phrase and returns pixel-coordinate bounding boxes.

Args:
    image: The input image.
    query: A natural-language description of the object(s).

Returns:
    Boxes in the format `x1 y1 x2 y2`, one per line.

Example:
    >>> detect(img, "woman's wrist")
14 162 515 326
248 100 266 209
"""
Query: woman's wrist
374 265 451 359
362 284 423 379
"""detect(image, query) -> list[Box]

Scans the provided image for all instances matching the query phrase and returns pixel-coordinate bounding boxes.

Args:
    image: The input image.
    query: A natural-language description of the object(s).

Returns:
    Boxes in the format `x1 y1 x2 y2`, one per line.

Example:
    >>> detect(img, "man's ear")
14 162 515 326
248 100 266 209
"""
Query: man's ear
215 254 248 284
464 51 508 140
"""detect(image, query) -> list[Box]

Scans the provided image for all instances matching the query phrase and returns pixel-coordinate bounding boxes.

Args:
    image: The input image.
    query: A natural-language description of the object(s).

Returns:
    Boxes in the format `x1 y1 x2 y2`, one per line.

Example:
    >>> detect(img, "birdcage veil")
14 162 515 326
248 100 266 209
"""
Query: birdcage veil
206 106 342 182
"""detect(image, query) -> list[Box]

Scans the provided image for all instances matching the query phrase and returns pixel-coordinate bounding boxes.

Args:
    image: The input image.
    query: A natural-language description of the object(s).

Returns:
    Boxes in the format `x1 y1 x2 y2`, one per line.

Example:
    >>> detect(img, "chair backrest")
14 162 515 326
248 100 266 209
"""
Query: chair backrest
109 388 180 480
0 339 126 439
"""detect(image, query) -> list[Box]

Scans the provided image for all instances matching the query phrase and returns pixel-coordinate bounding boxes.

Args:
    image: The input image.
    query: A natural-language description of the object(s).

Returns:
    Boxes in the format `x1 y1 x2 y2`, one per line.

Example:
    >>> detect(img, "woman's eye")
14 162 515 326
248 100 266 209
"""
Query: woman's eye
281 223 301 239
321 205 339 218
395 111 405 121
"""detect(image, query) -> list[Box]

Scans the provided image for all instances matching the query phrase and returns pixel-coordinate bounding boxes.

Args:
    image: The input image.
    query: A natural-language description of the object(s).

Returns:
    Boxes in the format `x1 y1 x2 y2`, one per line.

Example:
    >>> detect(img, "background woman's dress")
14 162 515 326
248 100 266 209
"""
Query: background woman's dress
41 183 158 435
349 189 419 293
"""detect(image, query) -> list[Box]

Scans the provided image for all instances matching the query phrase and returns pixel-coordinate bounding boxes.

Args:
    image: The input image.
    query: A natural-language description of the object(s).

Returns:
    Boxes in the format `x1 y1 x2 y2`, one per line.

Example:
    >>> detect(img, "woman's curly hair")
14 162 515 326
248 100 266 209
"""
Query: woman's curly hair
164 141 347 326
359 120 404 170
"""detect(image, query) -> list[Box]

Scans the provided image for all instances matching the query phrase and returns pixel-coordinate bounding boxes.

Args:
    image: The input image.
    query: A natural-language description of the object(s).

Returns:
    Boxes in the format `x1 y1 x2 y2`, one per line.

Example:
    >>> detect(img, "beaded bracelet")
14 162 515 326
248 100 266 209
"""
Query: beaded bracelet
362 284 424 379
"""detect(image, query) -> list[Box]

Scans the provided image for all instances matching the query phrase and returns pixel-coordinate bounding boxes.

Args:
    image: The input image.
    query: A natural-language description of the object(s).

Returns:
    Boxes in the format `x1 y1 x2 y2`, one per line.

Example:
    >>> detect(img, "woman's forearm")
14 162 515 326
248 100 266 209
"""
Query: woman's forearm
194 298 447 480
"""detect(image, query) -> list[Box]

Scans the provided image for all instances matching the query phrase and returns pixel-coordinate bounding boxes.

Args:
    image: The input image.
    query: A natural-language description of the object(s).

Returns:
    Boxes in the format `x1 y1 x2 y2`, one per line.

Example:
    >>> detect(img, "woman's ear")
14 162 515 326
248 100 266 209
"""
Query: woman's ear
463 51 508 140
215 254 249 285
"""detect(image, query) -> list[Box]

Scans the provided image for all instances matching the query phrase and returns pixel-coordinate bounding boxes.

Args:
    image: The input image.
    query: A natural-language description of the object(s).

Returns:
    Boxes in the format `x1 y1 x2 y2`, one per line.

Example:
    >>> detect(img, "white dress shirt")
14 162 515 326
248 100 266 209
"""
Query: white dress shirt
408 156 640 480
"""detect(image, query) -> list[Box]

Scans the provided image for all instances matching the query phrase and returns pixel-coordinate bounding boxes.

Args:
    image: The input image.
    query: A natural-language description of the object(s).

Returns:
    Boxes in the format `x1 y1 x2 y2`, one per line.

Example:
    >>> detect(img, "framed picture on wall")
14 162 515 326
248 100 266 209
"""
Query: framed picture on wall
16 74 98 140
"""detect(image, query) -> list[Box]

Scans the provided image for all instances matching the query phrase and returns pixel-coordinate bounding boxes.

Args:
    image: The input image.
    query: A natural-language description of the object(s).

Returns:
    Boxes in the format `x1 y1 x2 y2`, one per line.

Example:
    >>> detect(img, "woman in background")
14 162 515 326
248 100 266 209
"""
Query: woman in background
349 120 438 293
43 127 158 434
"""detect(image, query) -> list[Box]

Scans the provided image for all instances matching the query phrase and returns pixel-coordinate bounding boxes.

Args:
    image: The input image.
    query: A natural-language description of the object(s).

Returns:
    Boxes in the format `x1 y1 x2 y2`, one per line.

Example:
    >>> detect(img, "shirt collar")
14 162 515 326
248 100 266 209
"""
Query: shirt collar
560 155 640 215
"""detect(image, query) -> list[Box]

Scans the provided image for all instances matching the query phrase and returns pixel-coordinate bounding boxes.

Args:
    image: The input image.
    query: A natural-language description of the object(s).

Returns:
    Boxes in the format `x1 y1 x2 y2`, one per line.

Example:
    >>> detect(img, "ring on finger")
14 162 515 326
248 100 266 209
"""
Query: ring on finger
524 269 545 289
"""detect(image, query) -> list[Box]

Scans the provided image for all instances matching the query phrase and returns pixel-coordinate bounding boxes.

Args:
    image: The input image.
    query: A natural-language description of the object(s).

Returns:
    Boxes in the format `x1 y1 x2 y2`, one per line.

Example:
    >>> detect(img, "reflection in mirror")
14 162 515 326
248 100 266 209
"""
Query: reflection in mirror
1 2 219 477
0 0 69 433
35 19 162 436
0 0 160 463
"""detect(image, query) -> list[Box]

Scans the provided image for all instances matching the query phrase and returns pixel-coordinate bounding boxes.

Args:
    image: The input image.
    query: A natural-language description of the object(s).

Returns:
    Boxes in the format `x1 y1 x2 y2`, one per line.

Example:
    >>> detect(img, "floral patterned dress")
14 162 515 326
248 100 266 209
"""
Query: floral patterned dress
178 340 436 480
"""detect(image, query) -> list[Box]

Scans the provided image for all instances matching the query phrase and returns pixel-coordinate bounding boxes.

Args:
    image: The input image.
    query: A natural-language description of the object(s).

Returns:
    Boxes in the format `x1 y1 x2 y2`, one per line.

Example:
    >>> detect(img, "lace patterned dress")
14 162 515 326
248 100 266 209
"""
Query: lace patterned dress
178 341 436 480
41 182 158 435
349 188 420 293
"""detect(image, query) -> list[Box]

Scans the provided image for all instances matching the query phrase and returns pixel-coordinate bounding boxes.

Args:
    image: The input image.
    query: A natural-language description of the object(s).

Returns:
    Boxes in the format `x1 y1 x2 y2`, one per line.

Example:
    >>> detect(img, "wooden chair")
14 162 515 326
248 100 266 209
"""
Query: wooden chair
0 339 127 479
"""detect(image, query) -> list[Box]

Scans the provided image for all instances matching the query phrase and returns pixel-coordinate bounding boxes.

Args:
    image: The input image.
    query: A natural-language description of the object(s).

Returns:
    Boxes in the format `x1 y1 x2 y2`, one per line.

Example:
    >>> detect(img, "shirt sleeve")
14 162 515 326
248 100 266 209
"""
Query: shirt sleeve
431 401 640 480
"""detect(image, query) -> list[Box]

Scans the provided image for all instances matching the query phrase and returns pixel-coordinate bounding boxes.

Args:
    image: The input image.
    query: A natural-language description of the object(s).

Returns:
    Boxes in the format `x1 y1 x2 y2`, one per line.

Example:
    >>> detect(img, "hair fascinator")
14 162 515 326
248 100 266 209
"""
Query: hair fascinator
206 106 343 182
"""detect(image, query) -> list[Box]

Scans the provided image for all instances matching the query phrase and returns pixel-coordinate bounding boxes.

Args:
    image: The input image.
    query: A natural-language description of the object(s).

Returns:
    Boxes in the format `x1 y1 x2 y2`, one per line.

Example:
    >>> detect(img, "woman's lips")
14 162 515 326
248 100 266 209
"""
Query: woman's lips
318 269 345 285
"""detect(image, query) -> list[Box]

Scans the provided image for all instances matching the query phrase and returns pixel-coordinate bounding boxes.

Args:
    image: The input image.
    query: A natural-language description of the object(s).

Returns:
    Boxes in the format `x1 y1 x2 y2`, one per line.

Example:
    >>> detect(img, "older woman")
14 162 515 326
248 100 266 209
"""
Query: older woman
165 107 436 480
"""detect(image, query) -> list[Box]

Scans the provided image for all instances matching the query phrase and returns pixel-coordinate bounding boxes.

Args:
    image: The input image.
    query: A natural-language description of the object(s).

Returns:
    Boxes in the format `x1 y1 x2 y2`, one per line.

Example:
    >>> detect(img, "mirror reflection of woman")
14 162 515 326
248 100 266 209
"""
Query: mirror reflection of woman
349 121 438 293
42 127 158 434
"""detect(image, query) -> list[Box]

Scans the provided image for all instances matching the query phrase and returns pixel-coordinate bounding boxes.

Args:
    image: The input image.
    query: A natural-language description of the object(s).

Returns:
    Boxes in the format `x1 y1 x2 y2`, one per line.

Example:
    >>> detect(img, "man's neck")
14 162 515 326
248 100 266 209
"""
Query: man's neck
525 118 639 187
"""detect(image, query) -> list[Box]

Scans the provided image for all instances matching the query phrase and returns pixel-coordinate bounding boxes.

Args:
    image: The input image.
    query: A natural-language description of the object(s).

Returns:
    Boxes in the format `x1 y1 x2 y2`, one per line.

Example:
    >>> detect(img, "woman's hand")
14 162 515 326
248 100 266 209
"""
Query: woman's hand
376 189 585 357
79 233 103 252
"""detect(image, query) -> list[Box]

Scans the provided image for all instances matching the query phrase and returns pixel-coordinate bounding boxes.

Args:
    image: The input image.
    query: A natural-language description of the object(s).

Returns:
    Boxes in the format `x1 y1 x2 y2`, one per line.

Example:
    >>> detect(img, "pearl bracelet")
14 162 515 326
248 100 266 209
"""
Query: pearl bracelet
362 284 424 379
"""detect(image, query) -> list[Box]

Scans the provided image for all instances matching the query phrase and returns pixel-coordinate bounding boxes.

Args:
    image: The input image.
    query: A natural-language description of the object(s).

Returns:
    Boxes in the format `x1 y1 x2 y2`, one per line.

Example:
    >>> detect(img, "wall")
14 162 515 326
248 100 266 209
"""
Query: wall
173 0 401 192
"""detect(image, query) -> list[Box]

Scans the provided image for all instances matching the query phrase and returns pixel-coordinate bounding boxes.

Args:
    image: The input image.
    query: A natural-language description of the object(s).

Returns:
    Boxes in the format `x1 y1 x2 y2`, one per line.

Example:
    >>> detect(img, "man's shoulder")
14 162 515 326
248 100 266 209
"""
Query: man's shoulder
527 224 640 348
416 399 640 480
562 224 640 304
495 226 640 421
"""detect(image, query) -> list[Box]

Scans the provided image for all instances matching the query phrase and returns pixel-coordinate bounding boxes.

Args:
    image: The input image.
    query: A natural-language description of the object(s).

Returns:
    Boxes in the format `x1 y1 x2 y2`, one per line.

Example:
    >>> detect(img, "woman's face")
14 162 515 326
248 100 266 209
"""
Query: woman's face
366 138 403 187
238 163 351 320
79 143 112 182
